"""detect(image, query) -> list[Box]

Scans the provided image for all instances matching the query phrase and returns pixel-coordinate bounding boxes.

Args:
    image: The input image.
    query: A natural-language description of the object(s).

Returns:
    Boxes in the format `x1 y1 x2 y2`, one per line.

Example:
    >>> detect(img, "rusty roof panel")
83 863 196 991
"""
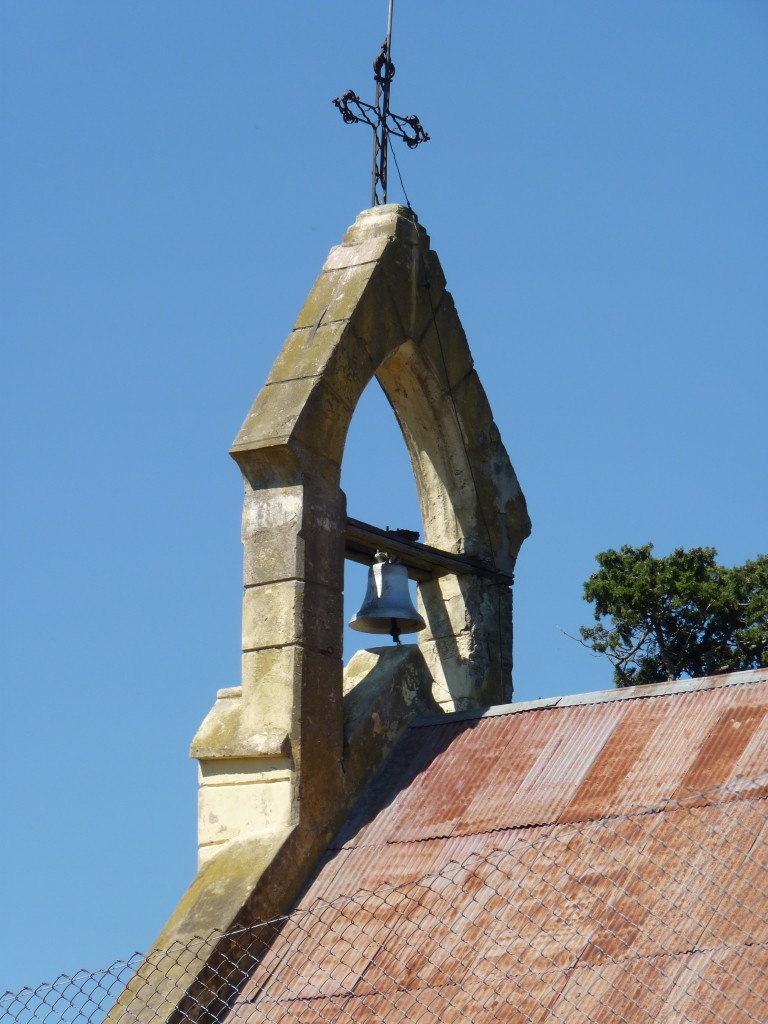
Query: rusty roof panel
451 705 580 835
399 714 533 843
558 696 671 823
386 716 505 842
224 673 768 1024
237 899 393 1005
669 944 768 1023
350 679 768 852
733 704 768 781
307 822 564 908
231 994 350 1024
481 700 627 830
620 684 762 806
335 679 768 856
337 713 518 849
675 700 768 797
456 847 592 977
697 802 768 950
348 700 624 848
395 711 533 841
333 719 474 851
336 973 565 1024
573 804 738 964
548 952 688 1024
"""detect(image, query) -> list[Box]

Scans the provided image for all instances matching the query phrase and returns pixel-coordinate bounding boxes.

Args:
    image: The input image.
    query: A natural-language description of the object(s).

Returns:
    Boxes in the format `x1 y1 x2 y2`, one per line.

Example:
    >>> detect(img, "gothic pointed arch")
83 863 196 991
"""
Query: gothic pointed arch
232 206 529 576
227 205 530 775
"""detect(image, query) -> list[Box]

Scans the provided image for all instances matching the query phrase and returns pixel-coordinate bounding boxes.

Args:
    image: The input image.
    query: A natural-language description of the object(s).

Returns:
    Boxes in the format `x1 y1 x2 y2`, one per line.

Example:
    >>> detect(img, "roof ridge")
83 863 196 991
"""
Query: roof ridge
413 667 768 728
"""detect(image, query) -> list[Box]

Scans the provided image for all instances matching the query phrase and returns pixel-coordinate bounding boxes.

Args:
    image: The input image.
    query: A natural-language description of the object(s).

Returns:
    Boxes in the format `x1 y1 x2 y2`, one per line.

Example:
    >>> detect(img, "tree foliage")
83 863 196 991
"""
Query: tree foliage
579 544 768 687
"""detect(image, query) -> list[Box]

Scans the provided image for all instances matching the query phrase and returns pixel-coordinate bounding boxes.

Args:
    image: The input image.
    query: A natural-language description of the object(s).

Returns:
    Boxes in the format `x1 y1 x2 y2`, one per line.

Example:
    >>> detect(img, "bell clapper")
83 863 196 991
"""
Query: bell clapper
390 618 401 645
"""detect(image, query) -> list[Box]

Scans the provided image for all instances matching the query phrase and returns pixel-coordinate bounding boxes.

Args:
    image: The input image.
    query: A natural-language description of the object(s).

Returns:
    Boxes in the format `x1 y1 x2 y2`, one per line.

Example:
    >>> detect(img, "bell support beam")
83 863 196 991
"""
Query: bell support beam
345 516 513 586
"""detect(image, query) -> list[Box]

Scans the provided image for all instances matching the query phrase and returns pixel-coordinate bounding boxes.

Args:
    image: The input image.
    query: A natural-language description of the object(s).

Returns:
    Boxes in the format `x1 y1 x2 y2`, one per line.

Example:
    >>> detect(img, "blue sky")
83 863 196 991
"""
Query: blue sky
2 0 766 994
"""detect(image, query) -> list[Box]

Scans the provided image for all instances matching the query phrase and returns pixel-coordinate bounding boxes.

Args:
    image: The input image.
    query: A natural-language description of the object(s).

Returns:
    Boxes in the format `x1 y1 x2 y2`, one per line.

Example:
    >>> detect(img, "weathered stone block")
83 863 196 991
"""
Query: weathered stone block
241 481 345 588
242 580 343 656
241 647 298 734
199 757 291 786
450 368 493 448
295 647 344 761
422 576 512 689
233 376 351 468
267 321 378 414
418 574 470 642
190 687 244 757
420 634 479 712
236 645 344 787
346 263 407 367
342 644 440 798
241 483 303 584
293 262 379 331
293 646 345 829
419 248 447 302
196 773 292 860
323 234 390 271
417 290 475 391
341 204 427 248
198 770 292 848
376 241 437 347
190 685 290 761
343 646 432 724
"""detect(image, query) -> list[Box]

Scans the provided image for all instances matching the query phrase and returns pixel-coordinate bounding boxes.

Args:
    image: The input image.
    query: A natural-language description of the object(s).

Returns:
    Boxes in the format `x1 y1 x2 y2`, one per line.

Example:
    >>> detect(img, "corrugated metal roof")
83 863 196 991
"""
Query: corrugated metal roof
335 672 768 851
226 668 768 1023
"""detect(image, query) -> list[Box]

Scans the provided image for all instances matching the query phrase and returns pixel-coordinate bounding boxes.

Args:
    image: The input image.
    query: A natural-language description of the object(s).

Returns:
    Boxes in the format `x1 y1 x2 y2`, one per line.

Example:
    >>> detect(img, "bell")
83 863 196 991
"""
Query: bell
349 551 426 644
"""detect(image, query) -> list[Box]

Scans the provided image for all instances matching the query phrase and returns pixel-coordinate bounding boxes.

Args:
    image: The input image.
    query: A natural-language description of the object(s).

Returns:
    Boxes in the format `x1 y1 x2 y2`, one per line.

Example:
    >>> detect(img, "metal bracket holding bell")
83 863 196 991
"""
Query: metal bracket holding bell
348 550 427 645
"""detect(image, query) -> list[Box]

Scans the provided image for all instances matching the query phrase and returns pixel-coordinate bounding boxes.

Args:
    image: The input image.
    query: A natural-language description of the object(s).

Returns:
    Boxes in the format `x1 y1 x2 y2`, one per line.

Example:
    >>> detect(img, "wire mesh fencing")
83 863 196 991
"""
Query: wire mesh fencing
3 775 768 1024
0 959 143 1024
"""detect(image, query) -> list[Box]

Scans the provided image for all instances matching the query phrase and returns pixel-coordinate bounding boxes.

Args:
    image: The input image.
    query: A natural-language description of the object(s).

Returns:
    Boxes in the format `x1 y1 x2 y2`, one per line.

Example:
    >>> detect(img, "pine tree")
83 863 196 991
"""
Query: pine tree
580 545 768 687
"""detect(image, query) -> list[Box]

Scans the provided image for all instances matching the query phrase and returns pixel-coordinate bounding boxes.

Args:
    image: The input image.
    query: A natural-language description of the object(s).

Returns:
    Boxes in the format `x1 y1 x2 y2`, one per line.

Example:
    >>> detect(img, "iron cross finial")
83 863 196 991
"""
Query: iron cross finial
333 1 429 207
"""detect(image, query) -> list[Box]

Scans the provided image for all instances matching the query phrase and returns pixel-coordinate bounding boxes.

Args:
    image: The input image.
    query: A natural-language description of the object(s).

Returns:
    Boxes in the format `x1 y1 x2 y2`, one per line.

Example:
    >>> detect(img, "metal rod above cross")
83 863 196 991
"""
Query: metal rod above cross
333 0 429 207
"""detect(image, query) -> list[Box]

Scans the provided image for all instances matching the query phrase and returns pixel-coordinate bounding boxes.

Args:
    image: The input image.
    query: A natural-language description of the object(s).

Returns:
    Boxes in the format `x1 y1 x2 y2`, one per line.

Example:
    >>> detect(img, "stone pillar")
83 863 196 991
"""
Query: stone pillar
418 575 513 711
191 465 345 865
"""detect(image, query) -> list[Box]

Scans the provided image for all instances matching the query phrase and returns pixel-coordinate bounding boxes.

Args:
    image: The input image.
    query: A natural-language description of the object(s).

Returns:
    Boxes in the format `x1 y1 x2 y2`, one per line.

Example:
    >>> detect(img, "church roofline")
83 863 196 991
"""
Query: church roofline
411 665 768 728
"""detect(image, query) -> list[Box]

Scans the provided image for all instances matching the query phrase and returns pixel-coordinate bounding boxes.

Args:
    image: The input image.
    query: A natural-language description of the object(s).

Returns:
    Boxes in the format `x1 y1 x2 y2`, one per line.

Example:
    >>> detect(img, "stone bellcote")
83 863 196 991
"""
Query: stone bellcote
191 204 530 867
110 205 529 1024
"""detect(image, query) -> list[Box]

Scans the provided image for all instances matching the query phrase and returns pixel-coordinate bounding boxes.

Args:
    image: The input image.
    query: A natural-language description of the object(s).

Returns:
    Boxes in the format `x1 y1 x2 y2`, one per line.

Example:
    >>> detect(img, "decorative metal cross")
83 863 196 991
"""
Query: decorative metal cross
333 1 429 207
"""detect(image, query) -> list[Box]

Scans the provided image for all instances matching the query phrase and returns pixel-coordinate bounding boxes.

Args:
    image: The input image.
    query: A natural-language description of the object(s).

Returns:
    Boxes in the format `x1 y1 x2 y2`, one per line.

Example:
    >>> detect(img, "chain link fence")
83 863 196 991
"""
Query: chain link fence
3 777 768 1024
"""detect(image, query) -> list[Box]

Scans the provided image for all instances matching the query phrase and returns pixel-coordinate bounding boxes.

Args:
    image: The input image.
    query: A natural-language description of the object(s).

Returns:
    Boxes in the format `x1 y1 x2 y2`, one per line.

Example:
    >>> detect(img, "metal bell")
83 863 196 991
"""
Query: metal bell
349 551 426 644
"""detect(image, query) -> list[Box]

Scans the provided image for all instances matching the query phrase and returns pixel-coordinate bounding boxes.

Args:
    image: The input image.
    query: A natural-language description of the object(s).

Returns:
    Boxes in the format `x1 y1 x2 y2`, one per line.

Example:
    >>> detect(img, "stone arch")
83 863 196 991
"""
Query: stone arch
194 205 529 867
231 207 527 556
377 339 507 564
